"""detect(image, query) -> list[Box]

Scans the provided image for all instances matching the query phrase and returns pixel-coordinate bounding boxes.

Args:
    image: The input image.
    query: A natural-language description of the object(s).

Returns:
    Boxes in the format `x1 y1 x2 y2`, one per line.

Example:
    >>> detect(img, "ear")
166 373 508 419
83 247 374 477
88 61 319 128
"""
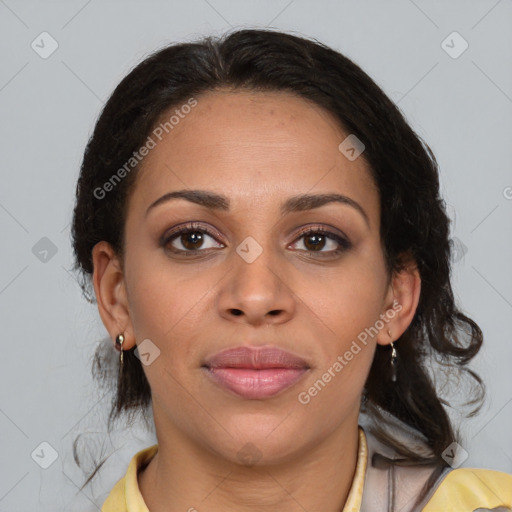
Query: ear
91 241 136 350
376 253 421 347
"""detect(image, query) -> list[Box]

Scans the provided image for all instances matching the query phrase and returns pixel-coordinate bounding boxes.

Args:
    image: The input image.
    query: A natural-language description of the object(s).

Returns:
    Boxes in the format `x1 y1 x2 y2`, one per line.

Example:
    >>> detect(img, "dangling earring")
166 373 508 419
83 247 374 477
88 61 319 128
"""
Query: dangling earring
388 329 397 382
115 333 125 367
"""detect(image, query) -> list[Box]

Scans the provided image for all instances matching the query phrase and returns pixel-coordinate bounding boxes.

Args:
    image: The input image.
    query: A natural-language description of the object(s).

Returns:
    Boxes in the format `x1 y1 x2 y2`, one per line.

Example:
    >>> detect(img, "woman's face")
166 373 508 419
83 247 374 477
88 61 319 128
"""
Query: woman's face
112 90 397 463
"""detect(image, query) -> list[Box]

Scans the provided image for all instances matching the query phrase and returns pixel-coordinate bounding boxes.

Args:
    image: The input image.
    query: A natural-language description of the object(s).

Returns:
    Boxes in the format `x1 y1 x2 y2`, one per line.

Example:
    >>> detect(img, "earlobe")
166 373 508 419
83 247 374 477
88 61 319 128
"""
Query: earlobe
376 259 421 346
91 241 135 350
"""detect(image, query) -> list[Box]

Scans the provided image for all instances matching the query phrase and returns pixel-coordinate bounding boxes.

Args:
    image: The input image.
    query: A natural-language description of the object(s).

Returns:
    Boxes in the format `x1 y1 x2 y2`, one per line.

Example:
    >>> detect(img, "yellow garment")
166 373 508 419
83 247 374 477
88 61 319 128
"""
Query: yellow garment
101 427 512 511
422 468 512 511
102 443 157 512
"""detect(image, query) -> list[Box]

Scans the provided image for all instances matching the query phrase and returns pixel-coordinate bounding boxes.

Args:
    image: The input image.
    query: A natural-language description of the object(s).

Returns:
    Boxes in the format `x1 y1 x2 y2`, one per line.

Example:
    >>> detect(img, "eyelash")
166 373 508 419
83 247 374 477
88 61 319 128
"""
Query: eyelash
161 221 351 257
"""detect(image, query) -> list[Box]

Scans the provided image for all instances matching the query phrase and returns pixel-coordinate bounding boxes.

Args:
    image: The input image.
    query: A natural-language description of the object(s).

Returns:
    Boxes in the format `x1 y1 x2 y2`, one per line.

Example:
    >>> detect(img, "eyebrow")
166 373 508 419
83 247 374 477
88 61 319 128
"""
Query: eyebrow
145 189 370 227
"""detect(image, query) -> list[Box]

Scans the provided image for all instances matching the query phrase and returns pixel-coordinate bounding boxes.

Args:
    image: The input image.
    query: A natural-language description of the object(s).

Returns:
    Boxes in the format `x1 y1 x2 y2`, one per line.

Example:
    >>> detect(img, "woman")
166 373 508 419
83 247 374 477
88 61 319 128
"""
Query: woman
71 28 512 511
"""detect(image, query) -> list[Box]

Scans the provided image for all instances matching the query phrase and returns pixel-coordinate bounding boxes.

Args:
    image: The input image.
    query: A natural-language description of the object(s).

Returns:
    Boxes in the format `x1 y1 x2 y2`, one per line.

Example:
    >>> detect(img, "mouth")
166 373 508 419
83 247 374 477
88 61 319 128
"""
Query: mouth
202 346 310 399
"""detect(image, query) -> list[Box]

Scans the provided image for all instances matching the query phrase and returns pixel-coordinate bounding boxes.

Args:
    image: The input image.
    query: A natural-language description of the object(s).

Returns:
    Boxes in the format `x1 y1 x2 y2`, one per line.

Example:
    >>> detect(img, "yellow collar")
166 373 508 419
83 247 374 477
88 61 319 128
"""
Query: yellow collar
342 426 368 511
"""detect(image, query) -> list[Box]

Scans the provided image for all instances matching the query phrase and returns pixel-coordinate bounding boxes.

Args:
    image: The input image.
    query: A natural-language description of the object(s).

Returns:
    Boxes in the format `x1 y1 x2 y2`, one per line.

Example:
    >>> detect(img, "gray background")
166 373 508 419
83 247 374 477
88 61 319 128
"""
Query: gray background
0 0 511 510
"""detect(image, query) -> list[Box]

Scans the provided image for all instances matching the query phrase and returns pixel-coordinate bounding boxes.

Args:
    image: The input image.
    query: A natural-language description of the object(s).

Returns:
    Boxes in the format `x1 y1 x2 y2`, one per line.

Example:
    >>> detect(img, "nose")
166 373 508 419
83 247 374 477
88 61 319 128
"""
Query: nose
216 246 296 326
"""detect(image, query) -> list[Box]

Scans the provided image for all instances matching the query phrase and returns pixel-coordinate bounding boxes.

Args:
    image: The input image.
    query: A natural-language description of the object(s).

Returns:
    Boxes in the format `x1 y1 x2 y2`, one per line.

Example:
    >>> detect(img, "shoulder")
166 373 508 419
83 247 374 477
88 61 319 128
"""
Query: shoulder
360 421 512 512
422 467 512 511
101 444 158 512
101 477 126 512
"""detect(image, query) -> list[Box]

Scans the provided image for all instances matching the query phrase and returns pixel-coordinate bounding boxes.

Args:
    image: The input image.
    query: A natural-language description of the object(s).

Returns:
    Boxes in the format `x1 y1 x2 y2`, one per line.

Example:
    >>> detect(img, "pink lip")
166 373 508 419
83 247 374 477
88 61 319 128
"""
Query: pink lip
202 346 310 399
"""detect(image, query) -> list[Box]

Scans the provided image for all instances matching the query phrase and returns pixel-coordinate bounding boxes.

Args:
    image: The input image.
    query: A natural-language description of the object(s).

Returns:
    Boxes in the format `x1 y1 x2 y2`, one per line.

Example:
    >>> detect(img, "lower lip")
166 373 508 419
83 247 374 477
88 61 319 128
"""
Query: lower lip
203 367 309 399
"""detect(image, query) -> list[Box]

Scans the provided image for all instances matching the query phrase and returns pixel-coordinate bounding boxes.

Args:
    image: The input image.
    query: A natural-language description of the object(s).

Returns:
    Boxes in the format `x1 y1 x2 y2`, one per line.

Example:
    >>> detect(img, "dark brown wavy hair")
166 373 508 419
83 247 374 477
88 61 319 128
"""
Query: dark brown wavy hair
70 28 484 507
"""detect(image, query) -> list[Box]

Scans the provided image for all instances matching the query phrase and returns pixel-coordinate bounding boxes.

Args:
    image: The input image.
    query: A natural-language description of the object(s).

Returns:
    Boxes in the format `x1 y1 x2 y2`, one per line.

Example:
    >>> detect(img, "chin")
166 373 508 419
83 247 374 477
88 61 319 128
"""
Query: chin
202 415 314 467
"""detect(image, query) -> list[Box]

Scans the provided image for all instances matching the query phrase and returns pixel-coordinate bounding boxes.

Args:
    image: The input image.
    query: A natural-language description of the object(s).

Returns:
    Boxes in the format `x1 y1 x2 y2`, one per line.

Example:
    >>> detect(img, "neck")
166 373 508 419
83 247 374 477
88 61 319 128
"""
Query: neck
138 416 361 512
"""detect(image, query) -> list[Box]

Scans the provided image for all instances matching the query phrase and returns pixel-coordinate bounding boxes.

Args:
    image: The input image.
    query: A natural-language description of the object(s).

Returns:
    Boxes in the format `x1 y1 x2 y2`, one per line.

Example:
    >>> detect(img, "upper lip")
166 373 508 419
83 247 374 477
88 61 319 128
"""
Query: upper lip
203 346 310 369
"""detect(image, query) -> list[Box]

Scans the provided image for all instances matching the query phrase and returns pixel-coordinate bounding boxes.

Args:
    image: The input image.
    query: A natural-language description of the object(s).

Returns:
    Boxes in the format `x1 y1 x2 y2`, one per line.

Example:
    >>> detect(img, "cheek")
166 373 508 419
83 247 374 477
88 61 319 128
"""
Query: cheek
125 267 204 401
125 252 208 351
294 323 376 439
305 255 388 345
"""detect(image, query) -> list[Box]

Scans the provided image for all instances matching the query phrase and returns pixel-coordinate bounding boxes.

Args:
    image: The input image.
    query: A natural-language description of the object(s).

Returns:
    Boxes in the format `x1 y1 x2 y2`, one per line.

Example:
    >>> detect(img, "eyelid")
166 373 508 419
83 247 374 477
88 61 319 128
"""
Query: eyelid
293 224 349 242
160 221 225 246
291 225 351 252
161 221 351 256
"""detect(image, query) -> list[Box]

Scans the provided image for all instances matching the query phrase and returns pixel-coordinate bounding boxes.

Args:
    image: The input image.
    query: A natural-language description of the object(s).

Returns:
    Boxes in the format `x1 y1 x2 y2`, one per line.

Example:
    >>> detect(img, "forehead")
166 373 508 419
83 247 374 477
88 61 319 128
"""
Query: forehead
129 89 379 222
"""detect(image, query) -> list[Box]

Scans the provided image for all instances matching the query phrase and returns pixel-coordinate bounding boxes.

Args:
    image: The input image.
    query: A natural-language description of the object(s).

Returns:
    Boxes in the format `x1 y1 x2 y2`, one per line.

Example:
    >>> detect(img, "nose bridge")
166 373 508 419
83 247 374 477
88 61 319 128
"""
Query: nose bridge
234 230 281 296
232 202 279 269
217 227 295 324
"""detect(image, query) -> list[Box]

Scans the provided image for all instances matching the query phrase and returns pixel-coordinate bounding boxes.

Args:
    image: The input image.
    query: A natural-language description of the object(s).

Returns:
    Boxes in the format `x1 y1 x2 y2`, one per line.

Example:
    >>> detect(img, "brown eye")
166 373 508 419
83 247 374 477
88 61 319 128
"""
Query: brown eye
290 227 351 256
165 229 222 253
179 231 205 250
162 223 224 254
303 232 328 251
